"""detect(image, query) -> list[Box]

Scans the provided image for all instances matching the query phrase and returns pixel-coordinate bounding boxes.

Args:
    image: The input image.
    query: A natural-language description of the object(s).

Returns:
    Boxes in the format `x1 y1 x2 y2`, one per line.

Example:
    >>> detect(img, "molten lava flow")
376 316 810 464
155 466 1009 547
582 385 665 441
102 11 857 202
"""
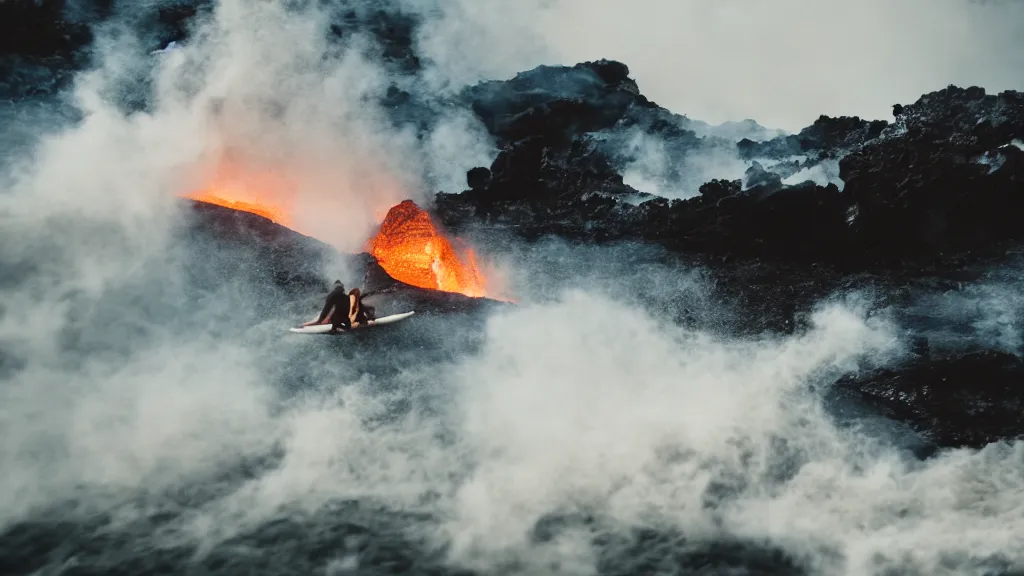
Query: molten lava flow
183 156 296 227
185 190 291 225
180 154 492 298
368 200 488 298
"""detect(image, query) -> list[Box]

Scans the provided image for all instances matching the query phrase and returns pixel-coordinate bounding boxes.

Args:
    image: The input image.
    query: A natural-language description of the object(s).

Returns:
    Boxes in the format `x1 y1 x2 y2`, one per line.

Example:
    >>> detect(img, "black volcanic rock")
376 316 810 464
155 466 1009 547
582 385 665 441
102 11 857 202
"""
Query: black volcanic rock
440 71 1024 276
833 350 1024 449
442 60 865 263
438 105 856 267
459 58 718 199
698 178 742 201
327 5 421 74
462 59 642 147
444 121 653 239
0 0 97 98
840 86 1024 265
435 69 1024 459
803 114 889 153
186 199 337 293
636 181 852 264
466 166 491 190
0 0 94 59
737 115 888 161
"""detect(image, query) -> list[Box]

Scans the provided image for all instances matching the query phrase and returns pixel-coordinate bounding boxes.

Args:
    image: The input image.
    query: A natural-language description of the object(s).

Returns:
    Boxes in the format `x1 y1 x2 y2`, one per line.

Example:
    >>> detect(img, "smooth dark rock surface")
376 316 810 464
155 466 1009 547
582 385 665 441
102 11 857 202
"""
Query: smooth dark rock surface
832 350 1024 449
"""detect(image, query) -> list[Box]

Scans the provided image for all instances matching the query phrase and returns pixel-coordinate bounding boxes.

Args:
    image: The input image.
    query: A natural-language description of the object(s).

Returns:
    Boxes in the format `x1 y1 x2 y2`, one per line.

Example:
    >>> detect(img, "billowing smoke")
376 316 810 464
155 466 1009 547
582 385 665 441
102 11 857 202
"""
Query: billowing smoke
0 0 501 522
140 0 498 251
617 128 750 199
402 0 555 93
782 159 844 189
2 1 1024 575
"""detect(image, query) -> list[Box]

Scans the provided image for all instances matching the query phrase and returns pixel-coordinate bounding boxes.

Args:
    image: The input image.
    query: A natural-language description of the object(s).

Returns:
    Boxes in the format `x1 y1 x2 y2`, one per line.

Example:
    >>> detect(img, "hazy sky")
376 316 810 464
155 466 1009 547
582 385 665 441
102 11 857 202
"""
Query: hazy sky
423 0 1024 132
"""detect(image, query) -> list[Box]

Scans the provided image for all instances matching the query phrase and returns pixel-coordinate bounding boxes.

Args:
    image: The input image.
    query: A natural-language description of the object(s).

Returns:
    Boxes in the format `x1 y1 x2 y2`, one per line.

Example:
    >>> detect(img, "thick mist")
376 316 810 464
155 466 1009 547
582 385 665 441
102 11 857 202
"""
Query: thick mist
2 1 1024 575
0 0 493 521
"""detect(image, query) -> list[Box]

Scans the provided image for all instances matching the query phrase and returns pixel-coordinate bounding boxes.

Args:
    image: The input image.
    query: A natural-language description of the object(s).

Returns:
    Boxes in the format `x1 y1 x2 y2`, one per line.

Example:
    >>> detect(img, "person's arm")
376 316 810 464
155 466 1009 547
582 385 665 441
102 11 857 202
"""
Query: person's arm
347 293 361 328
301 302 334 326
318 301 334 324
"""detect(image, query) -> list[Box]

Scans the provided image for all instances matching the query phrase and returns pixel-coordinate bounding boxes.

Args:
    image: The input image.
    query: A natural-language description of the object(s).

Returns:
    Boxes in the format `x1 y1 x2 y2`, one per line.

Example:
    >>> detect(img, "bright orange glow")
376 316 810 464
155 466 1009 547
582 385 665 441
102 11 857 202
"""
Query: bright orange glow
367 200 488 298
183 155 296 227
185 191 291 225
181 156 494 298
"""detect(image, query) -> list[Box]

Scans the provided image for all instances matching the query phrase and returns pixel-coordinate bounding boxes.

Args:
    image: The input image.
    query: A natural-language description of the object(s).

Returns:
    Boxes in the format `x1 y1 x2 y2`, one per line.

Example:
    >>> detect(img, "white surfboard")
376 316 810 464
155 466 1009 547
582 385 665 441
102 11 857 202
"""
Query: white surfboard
289 311 416 334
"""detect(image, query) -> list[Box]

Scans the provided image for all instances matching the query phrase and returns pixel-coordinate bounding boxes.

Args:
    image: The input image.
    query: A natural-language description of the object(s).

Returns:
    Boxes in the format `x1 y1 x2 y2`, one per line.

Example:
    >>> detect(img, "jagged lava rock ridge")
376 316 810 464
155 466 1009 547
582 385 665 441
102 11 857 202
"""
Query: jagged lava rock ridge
432 61 1024 450
437 62 1024 275
841 86 1024 264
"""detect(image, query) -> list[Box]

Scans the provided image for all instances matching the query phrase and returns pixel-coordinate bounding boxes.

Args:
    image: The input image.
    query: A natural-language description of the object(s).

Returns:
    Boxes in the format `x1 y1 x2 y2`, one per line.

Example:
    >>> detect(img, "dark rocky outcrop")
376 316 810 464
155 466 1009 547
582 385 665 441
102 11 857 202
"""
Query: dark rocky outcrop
737 115 888 161
465 166 491 191
327 5 421 74
833 350 1024 449
430 63 1024 449
841 86 1024 264
0 0 97 60
439 72 1024 274
462 59 642 147
0 0 97 99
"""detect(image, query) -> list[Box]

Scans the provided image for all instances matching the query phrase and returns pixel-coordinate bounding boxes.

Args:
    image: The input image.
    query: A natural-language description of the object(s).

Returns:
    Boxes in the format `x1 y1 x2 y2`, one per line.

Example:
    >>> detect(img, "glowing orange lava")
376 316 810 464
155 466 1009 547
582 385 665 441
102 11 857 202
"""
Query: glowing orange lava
367 200 488 298
181 159 492 298
185 191 292 225
183 157 296 227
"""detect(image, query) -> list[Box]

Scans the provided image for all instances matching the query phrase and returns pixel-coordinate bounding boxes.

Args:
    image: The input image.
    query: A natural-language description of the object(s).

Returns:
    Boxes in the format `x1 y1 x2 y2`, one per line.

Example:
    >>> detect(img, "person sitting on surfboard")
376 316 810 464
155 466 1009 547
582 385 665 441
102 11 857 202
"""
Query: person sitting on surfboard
300 281 376 333
347 287 371 327
301 280 352 333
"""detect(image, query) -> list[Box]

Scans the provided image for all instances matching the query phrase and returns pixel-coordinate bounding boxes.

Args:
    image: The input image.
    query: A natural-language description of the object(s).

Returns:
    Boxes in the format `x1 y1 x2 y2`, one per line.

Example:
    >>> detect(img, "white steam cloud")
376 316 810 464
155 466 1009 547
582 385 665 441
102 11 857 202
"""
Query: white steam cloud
0 0 498 520
142 0 496 251
1 2 1023 575
619 128 750 199
783 159 845 189
105 288 1022 576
